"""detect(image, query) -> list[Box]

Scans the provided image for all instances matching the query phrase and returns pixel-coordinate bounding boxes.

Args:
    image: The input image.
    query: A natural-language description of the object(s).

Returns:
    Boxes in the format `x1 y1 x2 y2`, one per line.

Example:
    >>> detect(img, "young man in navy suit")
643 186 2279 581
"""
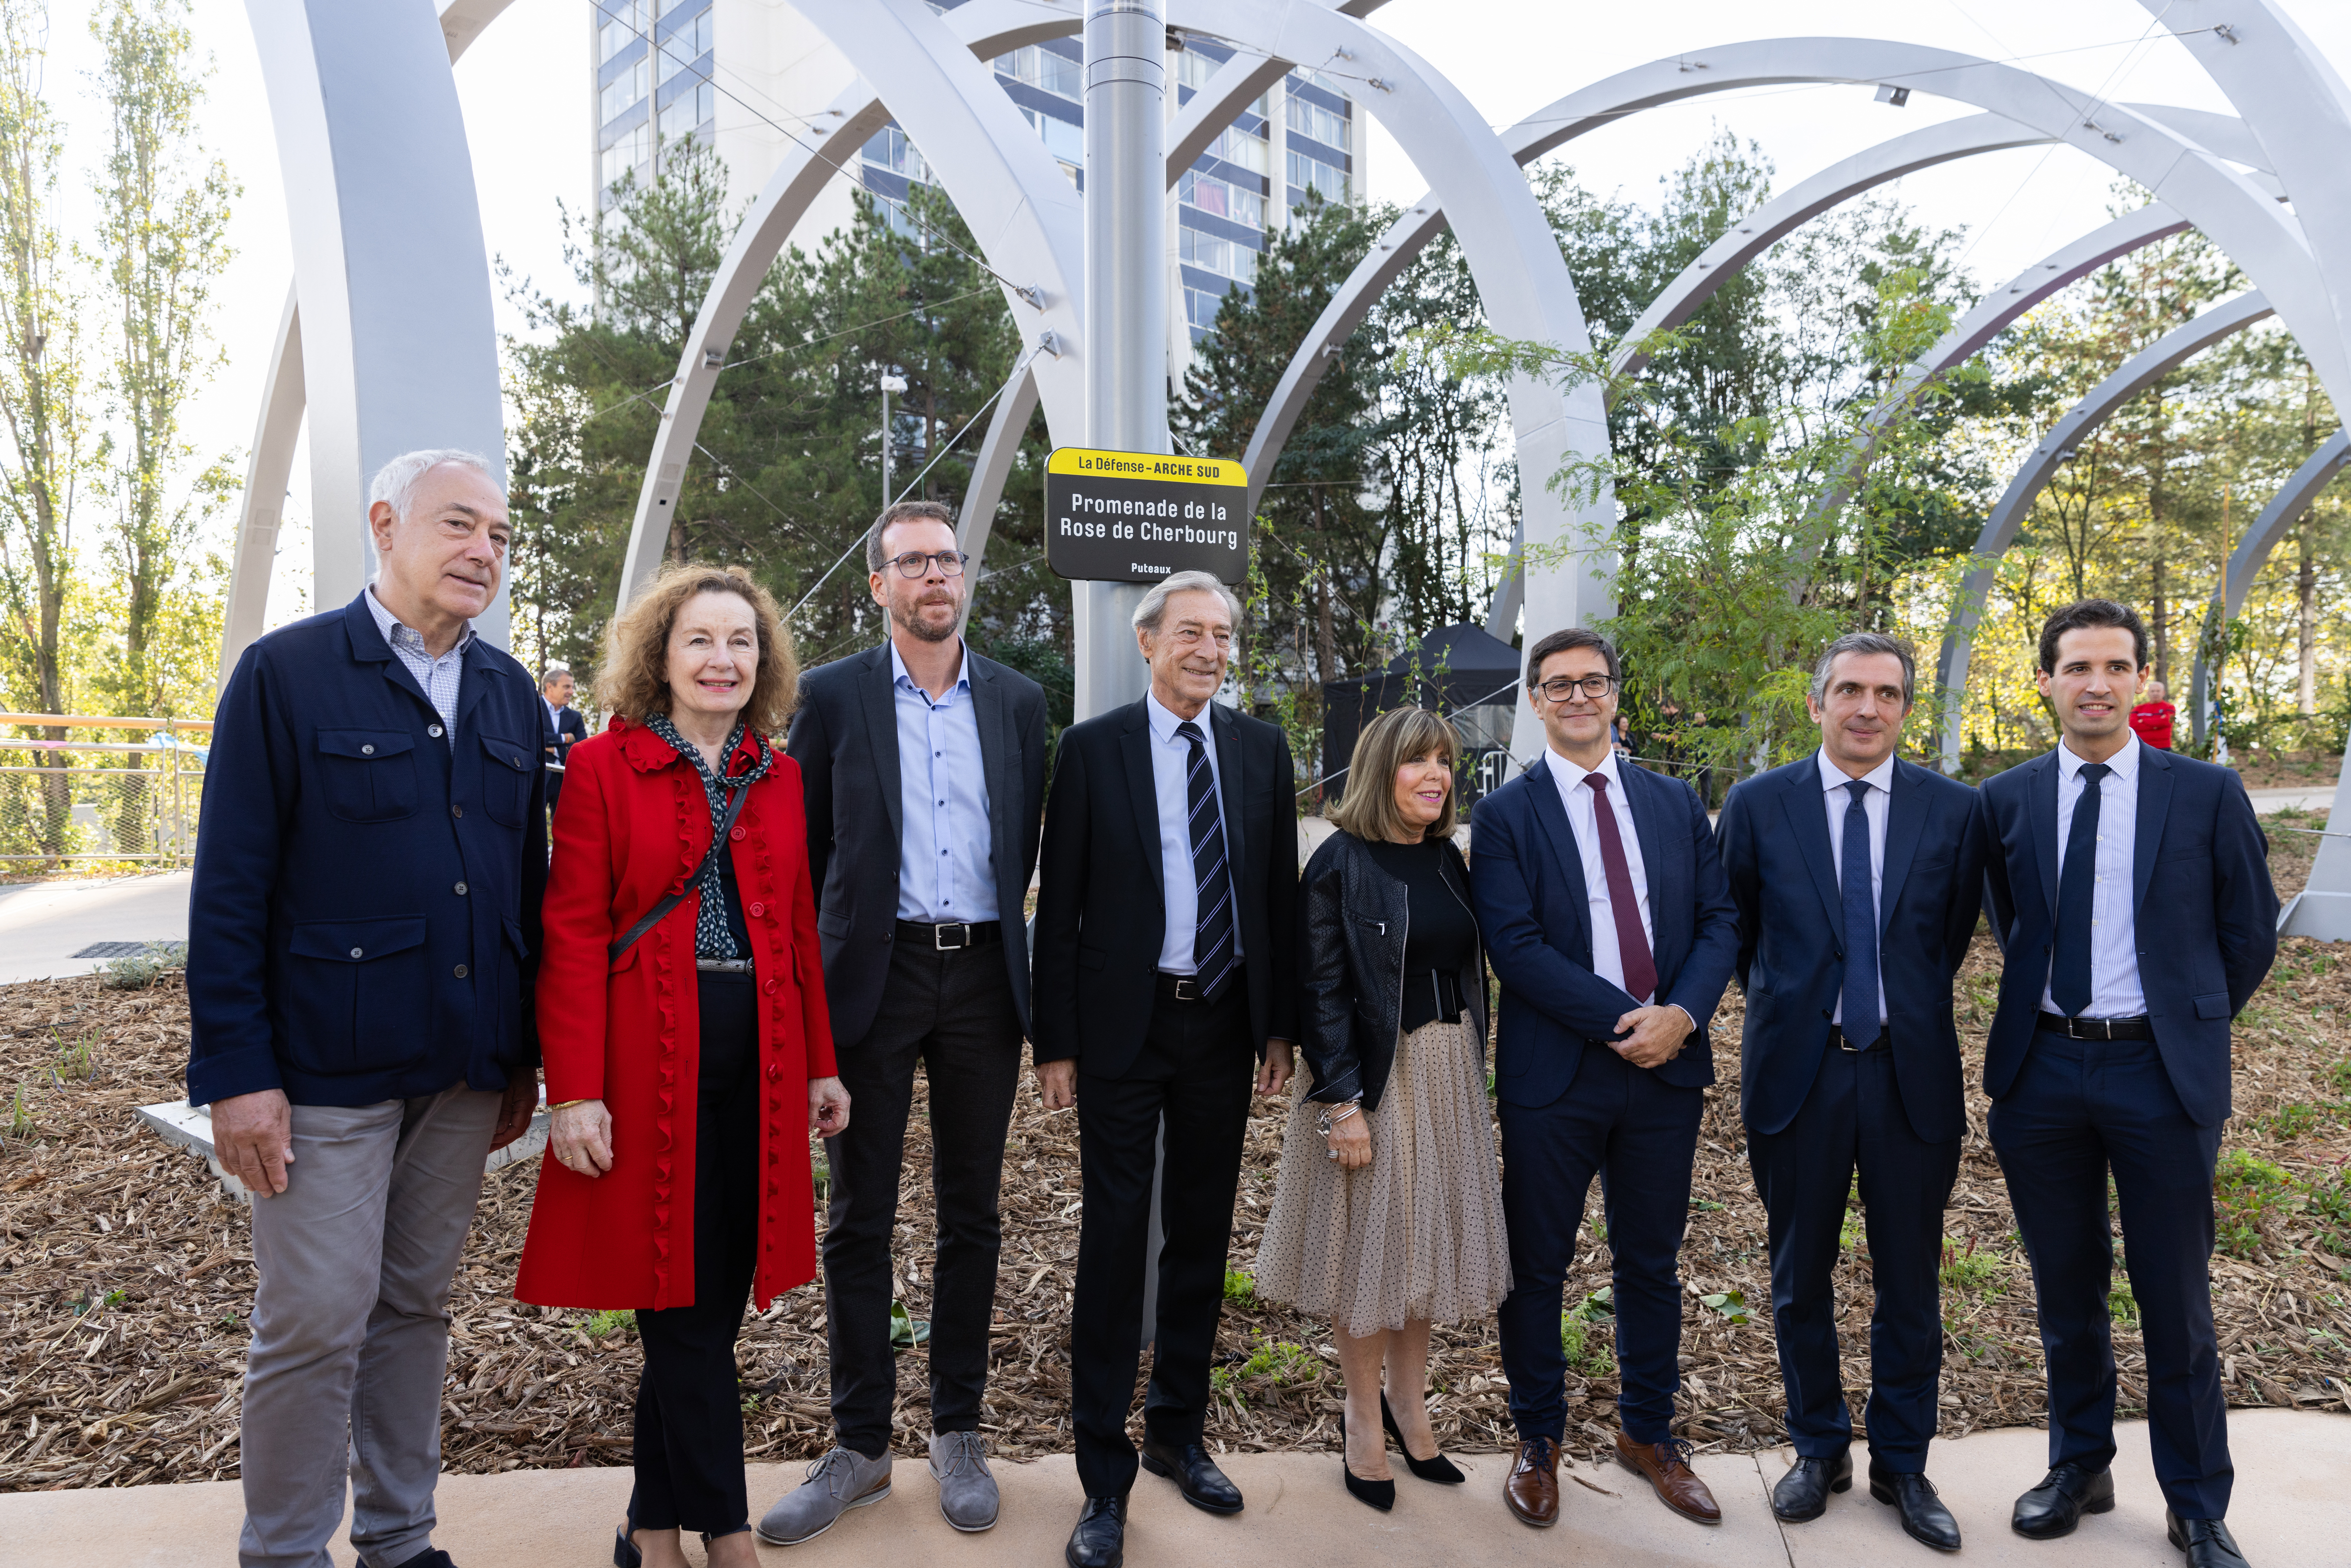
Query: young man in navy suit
1717 632 1986 1551
1469 627 1738 1531
1981 600 2275 1568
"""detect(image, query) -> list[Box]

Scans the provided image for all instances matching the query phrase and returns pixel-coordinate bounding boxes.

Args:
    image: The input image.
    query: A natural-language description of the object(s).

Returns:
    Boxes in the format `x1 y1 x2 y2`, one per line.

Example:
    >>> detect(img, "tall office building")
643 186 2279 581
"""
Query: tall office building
587 1 1367 375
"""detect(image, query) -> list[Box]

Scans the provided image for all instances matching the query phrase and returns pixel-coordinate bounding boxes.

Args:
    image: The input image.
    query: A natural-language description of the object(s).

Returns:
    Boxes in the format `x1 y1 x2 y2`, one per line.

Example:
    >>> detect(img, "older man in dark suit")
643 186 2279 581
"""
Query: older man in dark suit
763 500 1049 1544
1469 627 1739 1532
1717 631 1987 1551
1981 600 2276 1568
189 450 545 1568
1031 570 1299 1568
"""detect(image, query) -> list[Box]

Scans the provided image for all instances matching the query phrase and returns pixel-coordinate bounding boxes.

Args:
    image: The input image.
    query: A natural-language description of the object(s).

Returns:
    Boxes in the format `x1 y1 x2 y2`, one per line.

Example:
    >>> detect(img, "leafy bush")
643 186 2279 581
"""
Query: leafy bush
1561 1287 1616 1375
98 941 187 991
2108 1276 2139 1324
1222 1267 1257 1308
1236 1340 1316 1385
2214 1150 2293 1258
1940 1237 2004 1297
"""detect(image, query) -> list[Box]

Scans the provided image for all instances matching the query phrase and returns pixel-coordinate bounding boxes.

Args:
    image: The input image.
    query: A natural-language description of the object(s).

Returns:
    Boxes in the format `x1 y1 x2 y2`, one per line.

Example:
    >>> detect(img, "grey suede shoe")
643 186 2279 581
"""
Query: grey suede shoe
755 1446 893 1546
928 1430 1001 1533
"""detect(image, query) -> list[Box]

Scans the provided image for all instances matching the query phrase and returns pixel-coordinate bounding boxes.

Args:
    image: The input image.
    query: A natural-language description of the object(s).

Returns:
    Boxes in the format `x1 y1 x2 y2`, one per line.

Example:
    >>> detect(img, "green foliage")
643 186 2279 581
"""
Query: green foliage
889 1298 930 1351
1235 1339 1316 1385
55 1028 96 1081
98 940 185 990
582 1308 635 1340
2108 1276 2140 1324
1699 1287 1751 1325
2215 1150 2294 1257
1939 1237 2004 1298
5 1082 32 1141
1221 1267 1257 1309
1561 1287 1616 1375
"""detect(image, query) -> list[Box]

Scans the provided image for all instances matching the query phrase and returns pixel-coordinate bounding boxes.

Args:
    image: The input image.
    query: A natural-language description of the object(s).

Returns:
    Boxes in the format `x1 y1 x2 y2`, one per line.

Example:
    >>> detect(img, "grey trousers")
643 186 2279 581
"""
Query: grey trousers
237 1084 500 1568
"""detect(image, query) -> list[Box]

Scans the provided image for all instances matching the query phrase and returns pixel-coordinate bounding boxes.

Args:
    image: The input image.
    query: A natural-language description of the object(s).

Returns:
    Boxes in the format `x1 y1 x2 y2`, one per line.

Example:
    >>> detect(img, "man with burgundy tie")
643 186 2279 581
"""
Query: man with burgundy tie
1469 627 1738 1531
1716 631 1986 1551
1031 571 1299 1568
1980 600 2274 1568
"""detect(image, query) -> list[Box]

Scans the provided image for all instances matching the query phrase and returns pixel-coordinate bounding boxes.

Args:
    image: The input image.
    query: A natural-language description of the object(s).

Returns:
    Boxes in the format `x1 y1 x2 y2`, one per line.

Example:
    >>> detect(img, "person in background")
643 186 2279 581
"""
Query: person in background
1469 627 1739 1533
1980 600 2275 1568
1259 705 1509 1512
761 500 1049 1543
1031 571 1300 1568
541 664 585 816
515 564 850 1568
189 449 545 1568
1715 632 1987 1551
2129 677 2176 751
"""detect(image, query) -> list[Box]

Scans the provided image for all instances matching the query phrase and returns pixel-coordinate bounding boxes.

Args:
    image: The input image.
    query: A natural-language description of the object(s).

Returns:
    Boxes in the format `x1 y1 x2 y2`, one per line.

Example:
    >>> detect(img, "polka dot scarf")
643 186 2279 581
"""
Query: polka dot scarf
643 711 773 959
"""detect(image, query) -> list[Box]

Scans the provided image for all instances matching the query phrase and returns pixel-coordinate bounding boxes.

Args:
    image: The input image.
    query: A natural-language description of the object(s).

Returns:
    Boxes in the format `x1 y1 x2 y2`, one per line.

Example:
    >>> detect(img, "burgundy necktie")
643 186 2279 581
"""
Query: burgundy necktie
1583 772 1658 1005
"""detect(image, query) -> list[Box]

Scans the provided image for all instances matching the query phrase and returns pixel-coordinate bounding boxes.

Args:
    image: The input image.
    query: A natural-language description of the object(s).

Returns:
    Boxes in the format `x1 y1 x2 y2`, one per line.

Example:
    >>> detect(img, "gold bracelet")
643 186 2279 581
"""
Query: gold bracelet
547 1099 590 1111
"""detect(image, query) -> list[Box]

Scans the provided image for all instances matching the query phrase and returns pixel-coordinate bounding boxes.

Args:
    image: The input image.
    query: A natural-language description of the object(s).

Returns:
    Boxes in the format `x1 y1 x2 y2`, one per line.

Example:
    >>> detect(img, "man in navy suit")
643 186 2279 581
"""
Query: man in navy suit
538 664 585 817
1470 627 1738 1531
1981 600 2275 1568
190 451 546 1568
1717 632 1986 1551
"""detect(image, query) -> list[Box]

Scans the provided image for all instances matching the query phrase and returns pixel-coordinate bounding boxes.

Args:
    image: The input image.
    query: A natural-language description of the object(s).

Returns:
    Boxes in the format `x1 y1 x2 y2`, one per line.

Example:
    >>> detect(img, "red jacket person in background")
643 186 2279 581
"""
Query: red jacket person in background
516 564 849 1568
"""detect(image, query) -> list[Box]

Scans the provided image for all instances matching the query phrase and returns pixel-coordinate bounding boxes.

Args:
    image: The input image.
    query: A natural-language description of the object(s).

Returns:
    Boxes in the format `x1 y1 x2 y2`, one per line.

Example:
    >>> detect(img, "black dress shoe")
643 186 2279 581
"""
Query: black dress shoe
2167 1509 2251 1568
2013 1463 2116 1539
1869 1462 1962 1552
1381 1392 1465 1484
1772 1448 1853 1523
391 1552 456 1568
1338 1411 1394 1511
1066 1496 1127 1568
1139 1435 1244 1514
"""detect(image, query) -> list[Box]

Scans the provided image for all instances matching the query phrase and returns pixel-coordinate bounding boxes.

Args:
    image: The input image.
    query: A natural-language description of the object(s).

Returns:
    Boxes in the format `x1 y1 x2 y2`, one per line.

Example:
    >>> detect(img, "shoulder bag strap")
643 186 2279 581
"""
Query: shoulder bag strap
608 780 754 963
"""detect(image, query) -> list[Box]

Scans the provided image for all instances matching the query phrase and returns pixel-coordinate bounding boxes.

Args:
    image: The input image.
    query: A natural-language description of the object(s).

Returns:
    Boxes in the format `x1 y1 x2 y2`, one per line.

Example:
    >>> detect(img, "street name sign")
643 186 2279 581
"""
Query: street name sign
1043 446 1249 584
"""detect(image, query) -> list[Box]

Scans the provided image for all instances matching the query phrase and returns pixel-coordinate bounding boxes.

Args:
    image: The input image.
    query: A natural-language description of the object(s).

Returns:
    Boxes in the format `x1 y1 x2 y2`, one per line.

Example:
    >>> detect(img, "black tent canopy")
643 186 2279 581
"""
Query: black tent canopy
1319 623 1522 802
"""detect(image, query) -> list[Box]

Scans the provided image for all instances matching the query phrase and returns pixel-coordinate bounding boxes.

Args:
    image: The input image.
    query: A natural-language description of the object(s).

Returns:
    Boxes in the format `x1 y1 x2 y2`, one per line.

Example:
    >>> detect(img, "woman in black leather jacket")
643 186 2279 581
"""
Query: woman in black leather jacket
1256 706 1510 1511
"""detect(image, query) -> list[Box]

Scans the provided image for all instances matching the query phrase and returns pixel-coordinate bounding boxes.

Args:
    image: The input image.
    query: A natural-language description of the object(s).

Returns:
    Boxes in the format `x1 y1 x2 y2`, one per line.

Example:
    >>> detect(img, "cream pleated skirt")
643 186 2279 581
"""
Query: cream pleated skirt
1256 1015 1512 1339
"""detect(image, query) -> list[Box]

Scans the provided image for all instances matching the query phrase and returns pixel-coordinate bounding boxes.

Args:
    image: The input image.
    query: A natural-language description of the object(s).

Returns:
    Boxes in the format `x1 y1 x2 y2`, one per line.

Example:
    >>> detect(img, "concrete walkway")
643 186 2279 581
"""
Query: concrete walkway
0 869 190 984
5 1411 2341 1567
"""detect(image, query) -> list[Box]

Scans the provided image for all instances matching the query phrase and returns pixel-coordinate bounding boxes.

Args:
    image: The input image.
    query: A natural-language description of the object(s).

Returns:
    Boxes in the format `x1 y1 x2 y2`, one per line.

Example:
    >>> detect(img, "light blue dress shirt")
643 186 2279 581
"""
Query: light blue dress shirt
1146 692 1244 974
893 641 997 922
2039 735 2148 1018
365 585 470 745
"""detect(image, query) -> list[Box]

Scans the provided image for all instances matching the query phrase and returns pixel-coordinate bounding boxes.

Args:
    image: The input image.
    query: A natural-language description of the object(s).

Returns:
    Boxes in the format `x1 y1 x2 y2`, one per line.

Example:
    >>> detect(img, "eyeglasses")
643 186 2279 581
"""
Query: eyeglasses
1535 675 1618 702
886 550 968 578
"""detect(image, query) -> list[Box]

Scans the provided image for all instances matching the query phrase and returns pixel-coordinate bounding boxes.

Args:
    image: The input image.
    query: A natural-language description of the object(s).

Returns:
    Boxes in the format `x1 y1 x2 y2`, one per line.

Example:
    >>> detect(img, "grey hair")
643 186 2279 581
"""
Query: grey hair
368 449 499 521
1132 570 1241 635
539 664 573 688
1810 631 1916 707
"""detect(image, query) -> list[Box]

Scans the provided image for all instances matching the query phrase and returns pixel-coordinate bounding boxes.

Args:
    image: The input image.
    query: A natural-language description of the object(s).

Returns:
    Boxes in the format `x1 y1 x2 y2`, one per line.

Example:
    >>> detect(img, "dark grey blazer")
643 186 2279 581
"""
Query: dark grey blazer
787 641 1050 1052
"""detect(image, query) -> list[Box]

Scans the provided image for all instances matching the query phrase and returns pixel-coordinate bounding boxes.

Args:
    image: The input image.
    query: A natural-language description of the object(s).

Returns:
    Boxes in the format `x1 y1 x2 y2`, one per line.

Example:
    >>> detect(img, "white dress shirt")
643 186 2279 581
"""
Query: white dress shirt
543 694 563 731
2041 735 2148 1018
1544 745 1655 1002
1146 692 1242 974
891 641 997 922
1818 748 1895 1027
365 585 470 744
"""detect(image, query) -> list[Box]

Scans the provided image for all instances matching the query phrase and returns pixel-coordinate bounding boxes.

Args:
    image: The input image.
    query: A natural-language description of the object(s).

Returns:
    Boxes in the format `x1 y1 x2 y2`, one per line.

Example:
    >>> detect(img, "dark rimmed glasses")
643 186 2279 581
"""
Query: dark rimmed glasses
1534 674 1618 702
885 550 969 578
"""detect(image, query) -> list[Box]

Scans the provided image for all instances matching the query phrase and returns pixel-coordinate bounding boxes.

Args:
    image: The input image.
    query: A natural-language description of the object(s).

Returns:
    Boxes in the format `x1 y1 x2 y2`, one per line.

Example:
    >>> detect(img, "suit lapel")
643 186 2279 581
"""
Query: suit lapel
2027 750 2062 921
1118 702 1166 905
1212 703 1248 881
857 646 903 845
1778 761 1843 932
1623 763 1669 932
1877 761 1927 936
453 639 498 739
966 652 1012 870
1524 759 1591 949
2133 747 2173 916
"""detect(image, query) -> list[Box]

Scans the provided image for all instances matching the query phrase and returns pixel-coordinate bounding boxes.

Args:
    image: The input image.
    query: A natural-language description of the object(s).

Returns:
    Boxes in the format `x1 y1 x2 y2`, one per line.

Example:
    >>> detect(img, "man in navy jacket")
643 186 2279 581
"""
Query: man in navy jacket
1980 600 2275 1568
1470 627 1737 1532
1716 632 1985 1551
189 451 545 1568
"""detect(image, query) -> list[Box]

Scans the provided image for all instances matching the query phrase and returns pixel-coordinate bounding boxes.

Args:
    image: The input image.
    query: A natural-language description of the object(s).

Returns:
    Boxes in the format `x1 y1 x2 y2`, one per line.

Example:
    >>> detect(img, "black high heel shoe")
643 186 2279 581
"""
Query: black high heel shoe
1381 1391 1466 1484
615 1521 731 1566
1339 1411 1396 1511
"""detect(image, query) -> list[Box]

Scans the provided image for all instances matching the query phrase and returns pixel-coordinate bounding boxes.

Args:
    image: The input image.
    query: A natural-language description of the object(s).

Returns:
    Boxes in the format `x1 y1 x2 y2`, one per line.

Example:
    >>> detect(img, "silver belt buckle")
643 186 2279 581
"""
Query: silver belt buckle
1173 976 1201 1002
2068 1016 2093 1040
933 922 969 950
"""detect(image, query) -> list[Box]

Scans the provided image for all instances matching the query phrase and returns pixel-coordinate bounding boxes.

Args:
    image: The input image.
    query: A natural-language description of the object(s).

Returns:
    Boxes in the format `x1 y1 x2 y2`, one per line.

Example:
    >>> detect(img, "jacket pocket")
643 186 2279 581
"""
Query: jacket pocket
316 731 419 824
1077 944 1107 972
283 917 431 1076
2194 991 2232 1020
477 732 534 828
816 907 852 940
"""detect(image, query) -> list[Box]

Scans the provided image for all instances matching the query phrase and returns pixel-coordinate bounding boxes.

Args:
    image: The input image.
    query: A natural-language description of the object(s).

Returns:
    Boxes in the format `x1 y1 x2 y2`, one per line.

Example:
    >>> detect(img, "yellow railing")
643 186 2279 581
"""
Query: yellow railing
0 714 209 867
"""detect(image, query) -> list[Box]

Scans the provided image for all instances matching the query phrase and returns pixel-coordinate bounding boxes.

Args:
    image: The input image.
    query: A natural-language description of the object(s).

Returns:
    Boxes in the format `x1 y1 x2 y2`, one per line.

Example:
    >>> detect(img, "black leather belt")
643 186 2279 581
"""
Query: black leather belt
1830 1024 1888 1052
2037 1011 2153 1041
895 919 1002 951
1413 969 1466 1021
1156 967 1242 1004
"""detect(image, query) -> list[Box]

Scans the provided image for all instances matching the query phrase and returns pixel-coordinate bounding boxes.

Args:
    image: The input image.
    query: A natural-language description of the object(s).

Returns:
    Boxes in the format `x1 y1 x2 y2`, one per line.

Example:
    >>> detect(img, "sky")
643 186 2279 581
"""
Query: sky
35 0 2351 628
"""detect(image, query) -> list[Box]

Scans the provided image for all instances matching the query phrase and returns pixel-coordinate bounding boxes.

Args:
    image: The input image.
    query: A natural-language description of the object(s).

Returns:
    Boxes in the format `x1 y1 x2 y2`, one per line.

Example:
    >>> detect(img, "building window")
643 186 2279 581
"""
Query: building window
1284 94 1350 155
657 7 710 83
600 58 649 124
601 121 652 190
1179 225 1258 284
1287 148 1349 205
1204 122 1268 176
1185 285 1236 328
1179 169 1265 230
599 0 647 64
994 44 1080 102
1017 104 1083 165
863 125 932 185
659 80 713 141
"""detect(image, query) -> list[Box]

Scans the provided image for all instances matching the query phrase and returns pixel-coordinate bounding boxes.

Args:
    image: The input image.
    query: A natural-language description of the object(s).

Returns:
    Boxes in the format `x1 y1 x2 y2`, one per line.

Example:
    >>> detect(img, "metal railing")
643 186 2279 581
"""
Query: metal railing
0 713 212 867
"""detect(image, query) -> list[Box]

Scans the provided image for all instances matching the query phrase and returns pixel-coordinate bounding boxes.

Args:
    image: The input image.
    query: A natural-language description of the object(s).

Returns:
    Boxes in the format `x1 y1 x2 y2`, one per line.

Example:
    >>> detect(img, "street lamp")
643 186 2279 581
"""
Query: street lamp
879 374 908 504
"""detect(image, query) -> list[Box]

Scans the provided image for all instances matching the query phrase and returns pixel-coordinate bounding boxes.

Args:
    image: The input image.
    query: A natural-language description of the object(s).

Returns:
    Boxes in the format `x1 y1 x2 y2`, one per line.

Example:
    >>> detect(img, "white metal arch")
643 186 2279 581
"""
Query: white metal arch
1932 291 2279 765
2187 427 2351 736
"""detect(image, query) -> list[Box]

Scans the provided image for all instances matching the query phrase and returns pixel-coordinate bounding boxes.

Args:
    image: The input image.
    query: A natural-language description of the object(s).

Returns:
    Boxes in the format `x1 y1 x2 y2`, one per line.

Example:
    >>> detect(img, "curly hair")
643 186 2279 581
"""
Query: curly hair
596 563 800 738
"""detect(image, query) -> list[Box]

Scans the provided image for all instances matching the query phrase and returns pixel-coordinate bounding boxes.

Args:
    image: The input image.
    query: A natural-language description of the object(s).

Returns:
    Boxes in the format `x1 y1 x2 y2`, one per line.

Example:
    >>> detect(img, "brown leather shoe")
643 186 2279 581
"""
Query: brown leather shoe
1504 1436 1561 1527
1614 1432 1720 1524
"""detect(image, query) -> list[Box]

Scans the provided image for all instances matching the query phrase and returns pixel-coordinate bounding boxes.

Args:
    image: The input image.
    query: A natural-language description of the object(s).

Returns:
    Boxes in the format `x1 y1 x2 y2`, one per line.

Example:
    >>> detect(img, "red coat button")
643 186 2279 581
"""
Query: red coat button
762 977 778 994
729 826 747 840
748 901 765 918
766 1065 780 1081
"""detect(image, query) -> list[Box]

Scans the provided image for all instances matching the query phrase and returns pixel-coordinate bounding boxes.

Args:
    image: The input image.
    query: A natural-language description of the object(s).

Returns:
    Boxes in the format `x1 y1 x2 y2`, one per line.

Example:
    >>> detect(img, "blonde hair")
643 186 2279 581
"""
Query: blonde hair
597 563 800 738
1328 706 1461 843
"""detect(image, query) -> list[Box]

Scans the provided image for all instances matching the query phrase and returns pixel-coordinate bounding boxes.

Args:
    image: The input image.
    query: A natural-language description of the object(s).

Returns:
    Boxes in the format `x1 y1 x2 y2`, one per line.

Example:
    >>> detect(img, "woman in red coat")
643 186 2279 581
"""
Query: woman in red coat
516 563 849 1568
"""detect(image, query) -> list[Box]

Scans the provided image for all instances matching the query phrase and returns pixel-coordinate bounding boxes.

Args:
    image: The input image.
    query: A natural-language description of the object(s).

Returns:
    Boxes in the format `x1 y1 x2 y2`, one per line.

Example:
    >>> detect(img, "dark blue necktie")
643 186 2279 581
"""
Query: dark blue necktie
2051 761 2112 1016
1176 720 1237 999
1839 779 1878 1039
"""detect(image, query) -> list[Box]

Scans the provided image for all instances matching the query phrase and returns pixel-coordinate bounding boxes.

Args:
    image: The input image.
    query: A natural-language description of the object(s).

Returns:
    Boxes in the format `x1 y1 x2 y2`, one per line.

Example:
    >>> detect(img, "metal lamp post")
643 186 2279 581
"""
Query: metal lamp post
880 372 907 506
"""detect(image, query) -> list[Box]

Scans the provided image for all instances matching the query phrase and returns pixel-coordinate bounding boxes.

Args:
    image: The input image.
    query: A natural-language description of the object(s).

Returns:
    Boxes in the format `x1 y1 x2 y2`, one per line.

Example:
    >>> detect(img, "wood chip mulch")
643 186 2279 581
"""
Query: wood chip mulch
3 815 2348 1493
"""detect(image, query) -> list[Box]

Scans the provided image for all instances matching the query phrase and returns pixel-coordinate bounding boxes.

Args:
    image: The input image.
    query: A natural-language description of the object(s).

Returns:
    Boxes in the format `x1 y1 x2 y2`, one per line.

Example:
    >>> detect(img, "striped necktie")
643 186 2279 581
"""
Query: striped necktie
1175 719 1237 999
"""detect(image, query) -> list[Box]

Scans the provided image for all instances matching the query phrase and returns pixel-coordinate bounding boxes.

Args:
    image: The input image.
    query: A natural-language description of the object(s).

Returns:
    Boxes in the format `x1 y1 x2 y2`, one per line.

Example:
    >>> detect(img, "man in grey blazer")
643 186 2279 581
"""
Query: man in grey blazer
762 500 1050 1544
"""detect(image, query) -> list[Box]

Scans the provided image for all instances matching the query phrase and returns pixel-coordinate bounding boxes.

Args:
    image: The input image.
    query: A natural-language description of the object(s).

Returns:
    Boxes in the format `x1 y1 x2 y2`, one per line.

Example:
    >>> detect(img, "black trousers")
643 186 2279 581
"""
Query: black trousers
630 971 758 1535
1747 1038 1959 1470
822 938 1024 1458
1070 979 1255 1499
